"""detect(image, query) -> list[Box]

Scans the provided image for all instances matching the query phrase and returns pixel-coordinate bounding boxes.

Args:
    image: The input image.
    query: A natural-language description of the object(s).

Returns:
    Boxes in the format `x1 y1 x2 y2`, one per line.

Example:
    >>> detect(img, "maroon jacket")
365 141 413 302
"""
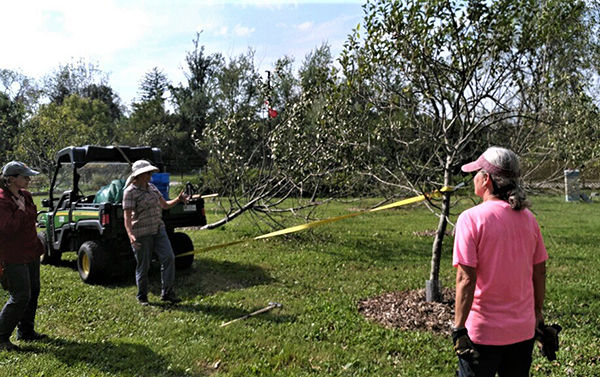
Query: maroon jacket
0 188 43 264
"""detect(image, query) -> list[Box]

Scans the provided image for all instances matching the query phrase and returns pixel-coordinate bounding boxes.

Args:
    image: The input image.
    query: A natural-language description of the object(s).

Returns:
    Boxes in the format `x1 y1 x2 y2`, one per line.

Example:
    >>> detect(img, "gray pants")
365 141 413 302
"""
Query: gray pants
133 226 176 299
0 260 41 341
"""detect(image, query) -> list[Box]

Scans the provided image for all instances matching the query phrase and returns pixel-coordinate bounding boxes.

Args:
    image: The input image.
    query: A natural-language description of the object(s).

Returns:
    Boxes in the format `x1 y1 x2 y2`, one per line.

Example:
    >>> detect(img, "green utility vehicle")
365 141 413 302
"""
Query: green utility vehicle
37 145 207 283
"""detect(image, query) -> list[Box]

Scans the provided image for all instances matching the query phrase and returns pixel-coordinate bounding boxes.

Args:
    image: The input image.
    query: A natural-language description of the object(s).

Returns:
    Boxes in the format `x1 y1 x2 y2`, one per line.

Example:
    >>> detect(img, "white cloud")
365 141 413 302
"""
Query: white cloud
1 0 150 76
296 21 313 31
295 13 357 48
197 21 220 35
0 0 364 106
233 24 255 37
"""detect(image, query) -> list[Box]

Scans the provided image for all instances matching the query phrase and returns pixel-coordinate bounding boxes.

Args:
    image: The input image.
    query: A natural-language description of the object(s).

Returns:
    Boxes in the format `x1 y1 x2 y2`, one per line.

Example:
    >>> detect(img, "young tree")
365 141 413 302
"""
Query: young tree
341 0 600 301
197 44 351 229
268 44 361 197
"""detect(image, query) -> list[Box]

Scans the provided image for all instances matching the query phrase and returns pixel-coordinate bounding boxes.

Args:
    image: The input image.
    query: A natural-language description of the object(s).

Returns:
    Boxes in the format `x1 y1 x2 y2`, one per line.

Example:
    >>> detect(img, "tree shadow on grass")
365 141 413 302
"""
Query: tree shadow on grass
96 257 276 302
322 239 434 265
20 338 193 377
146 259 291 324
49 256 274 296
45 255 136 287
296 231 436 265
171 257 275 297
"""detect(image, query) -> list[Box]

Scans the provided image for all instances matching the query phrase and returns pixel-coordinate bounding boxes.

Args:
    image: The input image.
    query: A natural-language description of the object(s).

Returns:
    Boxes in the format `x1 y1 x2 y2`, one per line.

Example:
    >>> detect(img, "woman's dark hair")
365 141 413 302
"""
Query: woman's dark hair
0 174 11 191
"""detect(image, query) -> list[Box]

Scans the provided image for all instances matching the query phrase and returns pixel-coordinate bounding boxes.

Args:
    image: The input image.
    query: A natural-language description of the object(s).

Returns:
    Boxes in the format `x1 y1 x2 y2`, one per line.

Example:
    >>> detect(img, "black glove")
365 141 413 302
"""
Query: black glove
452 327 480 364
535 323 562 361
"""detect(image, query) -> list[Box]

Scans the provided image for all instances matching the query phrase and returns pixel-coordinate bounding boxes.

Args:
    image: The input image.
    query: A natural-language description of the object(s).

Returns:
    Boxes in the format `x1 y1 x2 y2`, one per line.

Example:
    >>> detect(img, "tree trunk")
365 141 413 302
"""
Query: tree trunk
426 161 453 302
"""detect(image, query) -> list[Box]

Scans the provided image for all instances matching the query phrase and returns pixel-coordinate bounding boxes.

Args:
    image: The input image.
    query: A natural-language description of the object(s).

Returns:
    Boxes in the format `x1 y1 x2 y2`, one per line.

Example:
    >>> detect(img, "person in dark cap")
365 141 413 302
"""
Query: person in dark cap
123 160 189 305
452 147 548 376
0 161 47 351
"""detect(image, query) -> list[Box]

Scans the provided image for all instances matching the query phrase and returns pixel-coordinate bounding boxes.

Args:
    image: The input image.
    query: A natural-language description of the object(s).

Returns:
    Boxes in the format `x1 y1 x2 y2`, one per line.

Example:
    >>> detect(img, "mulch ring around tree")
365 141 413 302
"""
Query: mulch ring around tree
358 288 455 334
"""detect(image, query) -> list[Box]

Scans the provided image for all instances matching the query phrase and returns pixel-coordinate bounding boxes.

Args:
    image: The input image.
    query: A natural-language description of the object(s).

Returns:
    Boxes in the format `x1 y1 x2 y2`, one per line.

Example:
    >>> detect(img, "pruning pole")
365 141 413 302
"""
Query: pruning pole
220 302 283 328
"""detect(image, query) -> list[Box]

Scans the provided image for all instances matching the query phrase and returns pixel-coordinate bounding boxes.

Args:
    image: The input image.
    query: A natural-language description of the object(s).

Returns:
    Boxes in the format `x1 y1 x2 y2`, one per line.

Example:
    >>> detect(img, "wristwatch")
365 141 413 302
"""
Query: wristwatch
451 326 468 341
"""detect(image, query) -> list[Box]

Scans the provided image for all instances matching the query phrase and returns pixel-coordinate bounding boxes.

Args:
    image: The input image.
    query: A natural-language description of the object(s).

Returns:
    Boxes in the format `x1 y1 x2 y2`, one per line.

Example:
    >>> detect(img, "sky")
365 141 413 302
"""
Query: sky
1 0 365 107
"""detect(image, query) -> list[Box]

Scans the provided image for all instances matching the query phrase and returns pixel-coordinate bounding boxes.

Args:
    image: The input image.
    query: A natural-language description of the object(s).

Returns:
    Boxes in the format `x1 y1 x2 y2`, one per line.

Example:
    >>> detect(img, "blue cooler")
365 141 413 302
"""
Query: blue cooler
151 173 170 200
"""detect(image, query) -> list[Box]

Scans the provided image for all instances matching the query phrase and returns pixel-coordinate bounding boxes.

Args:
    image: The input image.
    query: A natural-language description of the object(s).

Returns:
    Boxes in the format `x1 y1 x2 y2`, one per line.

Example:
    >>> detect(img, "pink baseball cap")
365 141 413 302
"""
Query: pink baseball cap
461 148 519 178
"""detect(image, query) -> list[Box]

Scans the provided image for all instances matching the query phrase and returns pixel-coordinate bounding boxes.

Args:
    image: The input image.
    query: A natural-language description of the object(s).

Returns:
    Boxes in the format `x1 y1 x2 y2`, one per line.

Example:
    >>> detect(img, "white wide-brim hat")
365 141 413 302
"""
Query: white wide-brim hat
125 160 159 187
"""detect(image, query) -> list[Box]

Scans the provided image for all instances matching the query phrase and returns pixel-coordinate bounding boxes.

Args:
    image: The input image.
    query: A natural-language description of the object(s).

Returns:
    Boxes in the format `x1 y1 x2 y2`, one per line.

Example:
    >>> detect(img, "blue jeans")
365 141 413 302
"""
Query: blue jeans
132 226 176 299
0 260 41 341
458 338 535 377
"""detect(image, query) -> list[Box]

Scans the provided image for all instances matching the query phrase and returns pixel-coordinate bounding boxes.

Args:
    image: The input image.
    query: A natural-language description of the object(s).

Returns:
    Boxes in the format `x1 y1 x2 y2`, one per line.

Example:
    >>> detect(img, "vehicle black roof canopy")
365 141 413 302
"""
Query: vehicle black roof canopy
56 145 163 169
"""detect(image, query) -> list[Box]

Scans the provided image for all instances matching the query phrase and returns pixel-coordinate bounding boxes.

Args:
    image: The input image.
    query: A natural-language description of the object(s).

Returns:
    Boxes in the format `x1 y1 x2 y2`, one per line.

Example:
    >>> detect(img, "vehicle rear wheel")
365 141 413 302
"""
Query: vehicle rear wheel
170 232 194 270
38 231 61 265
77 241 107 284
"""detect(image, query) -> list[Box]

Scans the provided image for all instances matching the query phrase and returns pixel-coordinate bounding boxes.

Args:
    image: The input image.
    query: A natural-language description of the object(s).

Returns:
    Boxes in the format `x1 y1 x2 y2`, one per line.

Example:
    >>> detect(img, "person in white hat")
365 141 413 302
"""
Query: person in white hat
452 147 548 376
122 160 189 305
0 161 48 351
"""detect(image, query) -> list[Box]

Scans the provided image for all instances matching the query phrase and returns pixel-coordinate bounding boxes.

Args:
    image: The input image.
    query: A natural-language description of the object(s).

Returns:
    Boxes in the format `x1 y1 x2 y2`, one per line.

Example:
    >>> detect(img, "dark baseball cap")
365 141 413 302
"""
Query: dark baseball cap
2 161 40 176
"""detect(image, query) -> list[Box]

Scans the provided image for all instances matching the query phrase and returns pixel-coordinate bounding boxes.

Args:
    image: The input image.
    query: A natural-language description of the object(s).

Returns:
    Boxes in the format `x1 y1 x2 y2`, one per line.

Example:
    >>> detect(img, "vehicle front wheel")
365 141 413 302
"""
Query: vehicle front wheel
77 241 107 284
38 231 61 265
170 232 194 270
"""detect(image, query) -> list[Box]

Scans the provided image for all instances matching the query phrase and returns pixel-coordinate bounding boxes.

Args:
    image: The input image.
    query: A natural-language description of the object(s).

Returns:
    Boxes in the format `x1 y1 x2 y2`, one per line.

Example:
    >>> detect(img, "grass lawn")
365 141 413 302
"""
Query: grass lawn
1 194 598 376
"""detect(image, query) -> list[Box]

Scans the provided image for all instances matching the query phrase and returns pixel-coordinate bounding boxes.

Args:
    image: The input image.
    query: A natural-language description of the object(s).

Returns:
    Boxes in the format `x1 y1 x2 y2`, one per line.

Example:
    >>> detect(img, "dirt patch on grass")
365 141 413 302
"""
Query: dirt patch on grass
358 288 455 334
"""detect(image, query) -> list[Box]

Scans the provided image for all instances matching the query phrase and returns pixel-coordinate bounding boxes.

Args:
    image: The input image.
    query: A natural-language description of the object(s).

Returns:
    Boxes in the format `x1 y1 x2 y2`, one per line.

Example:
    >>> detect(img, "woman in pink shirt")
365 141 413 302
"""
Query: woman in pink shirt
452 147 548 377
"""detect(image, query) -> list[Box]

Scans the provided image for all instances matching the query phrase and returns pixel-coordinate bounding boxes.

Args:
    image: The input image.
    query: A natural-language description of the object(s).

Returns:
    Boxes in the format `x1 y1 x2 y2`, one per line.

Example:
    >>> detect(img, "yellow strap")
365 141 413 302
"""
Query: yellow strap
254 211 363 240
176 186 455 257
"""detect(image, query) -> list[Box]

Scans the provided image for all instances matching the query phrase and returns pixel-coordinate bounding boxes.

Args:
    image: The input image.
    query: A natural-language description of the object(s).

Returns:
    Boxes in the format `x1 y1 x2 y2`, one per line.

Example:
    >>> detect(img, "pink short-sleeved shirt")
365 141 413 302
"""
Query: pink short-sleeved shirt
453 200 548 346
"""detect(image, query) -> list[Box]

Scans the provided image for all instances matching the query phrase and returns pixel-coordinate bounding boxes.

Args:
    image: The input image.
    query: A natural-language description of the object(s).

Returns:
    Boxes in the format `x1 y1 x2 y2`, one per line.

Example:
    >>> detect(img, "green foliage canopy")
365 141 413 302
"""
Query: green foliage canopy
15 94 116 177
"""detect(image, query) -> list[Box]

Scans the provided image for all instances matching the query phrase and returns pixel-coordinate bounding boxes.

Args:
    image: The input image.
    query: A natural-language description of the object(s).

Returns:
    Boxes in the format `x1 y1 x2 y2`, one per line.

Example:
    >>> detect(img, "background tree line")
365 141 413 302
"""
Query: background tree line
2 0 600 299
1 1 597 189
